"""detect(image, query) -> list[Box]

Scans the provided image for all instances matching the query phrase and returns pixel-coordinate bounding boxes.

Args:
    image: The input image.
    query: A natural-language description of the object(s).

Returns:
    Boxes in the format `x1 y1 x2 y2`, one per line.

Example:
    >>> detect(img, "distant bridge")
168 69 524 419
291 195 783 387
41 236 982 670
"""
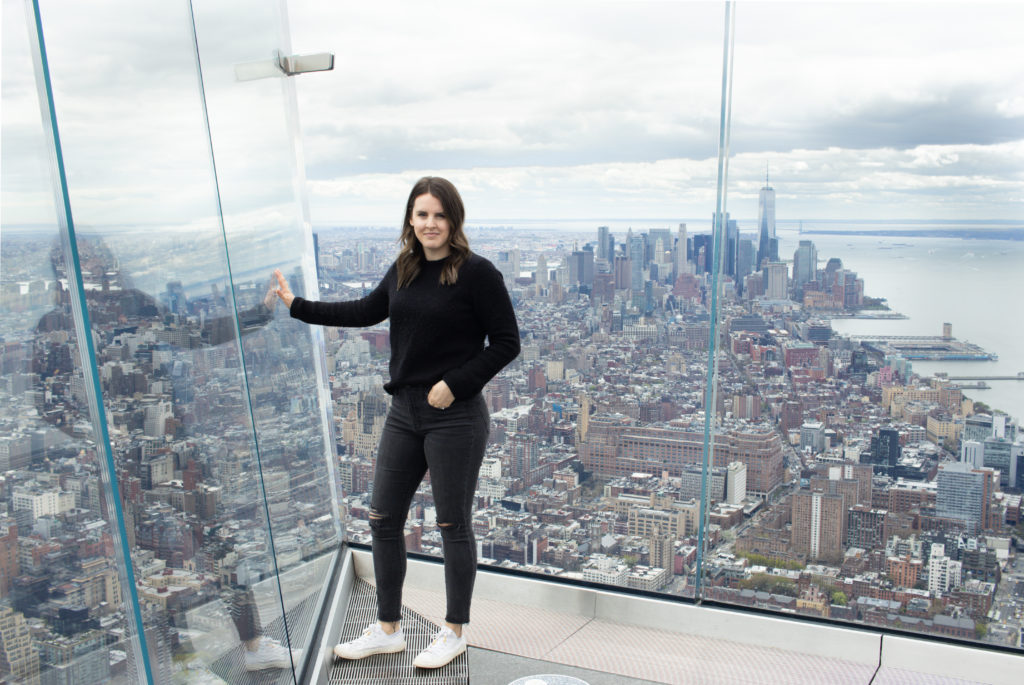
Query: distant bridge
946 374 1024 381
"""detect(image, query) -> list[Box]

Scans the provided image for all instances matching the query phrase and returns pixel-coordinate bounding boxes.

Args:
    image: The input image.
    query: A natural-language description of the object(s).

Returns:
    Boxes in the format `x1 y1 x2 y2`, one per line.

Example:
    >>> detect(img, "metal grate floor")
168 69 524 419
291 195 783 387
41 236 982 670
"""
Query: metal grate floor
328 578 469 685
208 591 320 685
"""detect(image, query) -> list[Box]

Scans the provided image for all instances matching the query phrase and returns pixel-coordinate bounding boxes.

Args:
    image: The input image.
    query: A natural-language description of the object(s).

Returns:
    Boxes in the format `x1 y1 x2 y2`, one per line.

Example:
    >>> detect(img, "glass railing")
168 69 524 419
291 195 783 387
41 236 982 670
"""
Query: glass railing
287 0 1022 655
2 4 143 682
3 1 340 683
2 1 1021 684
706 1 1023 650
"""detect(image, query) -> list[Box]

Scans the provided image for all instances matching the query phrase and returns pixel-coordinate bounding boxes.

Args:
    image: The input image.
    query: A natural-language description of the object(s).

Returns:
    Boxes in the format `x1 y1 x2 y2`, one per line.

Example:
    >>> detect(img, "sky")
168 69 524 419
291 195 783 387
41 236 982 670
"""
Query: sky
284 0 1024 226
2 1 1023 232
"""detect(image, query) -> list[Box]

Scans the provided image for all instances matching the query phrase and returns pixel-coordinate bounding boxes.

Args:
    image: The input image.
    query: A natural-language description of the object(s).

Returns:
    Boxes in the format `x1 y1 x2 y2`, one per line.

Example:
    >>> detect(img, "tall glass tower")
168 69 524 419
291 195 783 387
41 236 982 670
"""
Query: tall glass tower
756 167 776 268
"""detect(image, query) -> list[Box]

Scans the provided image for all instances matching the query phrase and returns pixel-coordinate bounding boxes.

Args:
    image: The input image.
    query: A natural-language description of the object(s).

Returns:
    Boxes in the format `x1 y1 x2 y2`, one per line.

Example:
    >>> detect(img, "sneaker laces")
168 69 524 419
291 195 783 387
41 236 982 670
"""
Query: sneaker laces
350 623 388 647
424 628 456 654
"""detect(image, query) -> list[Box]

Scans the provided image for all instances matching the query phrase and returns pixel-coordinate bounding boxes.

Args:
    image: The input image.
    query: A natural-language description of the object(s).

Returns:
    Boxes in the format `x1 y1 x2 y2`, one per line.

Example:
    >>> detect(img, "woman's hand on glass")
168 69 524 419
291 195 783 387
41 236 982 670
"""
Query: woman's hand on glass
273 269 295 309
428 380 455 409
262 276 279 310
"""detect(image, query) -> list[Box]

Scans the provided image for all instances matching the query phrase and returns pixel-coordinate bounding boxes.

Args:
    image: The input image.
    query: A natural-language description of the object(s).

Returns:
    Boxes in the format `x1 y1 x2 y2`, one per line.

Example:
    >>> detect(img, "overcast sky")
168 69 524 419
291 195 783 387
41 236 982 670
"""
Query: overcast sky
3 1 1022 232
284 0 1024 226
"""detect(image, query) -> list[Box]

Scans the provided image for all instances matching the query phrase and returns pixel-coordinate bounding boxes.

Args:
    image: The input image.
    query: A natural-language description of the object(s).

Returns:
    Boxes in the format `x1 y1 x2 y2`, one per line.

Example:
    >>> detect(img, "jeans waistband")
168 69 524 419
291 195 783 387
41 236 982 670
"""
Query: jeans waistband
394 384 432 394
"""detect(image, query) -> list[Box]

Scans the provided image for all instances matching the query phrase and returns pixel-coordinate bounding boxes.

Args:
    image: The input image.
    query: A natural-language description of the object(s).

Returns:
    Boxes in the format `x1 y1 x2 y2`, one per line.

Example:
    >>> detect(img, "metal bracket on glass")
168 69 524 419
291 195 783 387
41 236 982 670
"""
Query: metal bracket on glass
234 51 334 82
280 52 334 75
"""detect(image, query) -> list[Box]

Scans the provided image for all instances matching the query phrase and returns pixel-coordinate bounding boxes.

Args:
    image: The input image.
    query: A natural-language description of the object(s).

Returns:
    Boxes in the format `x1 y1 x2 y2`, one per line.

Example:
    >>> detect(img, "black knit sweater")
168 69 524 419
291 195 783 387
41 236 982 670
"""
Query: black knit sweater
289 253 520 398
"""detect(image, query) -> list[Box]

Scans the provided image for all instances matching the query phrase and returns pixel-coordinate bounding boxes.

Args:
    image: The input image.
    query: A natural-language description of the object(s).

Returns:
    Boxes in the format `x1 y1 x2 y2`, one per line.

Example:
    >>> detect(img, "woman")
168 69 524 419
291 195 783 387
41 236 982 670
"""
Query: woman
273 177 519 669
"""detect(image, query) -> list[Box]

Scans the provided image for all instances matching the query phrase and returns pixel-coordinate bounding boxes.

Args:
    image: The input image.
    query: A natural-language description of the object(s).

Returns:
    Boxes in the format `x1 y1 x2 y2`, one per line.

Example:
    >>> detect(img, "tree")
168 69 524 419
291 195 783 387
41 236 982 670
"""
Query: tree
736 551 805 571
739 574 798 597
831 591 848 606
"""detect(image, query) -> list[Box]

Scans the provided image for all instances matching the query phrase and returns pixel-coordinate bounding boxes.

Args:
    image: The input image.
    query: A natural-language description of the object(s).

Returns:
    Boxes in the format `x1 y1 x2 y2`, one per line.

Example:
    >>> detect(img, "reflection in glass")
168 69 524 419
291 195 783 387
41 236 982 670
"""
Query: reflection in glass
7 1 341 683
2 1 139 682
190 0 342 673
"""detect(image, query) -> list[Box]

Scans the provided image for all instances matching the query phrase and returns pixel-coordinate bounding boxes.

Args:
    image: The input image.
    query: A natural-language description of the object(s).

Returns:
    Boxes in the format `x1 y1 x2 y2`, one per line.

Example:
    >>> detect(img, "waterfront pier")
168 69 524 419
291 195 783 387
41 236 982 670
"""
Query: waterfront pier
853 334 997 361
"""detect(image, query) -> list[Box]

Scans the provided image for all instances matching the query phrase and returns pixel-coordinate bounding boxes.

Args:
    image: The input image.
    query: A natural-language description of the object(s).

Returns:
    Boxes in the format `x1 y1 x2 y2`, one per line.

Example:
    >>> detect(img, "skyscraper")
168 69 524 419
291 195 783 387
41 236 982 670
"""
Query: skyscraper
736 238 754 293
869 427 902 475
569 250 584 285
649 526 674 571
928 543 962 595
673 223 689 280
649 228 672 266
936 462 995 532
765 262 788 300
568 248 595 288
793 240 818 291
582 244 595 287
614 255 631 290
725 461 746 505
628 232 644 292
535 253 548 290
791 490 845 561
597 226 609 261
963 414 994 443
691 234 712 274
0 606 40 683
714 213 740 278
756 169 776 268
508 432 541 486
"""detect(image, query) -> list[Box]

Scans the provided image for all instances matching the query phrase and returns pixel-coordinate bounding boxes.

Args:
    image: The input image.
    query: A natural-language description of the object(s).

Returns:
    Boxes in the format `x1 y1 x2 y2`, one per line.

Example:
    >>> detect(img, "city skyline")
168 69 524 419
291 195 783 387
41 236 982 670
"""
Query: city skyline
3 215 1023 681
3 1 1024 679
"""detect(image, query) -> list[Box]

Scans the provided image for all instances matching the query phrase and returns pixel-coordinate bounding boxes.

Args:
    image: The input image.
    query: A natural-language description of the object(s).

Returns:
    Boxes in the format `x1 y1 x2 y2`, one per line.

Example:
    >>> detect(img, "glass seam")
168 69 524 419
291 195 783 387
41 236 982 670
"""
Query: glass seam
24 1 155 682
697 0 736 601
275 0 346 548
273 2 347 677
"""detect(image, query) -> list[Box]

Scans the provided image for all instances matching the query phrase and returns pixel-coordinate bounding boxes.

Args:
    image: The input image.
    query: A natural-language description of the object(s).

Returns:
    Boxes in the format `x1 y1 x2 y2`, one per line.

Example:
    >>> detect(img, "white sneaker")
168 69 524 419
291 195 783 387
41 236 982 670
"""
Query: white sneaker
244 637 301 671
413 626 466 669
333 623 406 660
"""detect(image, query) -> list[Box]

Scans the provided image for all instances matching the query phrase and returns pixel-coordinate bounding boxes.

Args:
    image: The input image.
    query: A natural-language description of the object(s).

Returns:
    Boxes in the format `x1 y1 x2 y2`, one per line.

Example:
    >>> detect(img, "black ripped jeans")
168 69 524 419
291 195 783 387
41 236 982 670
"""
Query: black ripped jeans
369 387 489 625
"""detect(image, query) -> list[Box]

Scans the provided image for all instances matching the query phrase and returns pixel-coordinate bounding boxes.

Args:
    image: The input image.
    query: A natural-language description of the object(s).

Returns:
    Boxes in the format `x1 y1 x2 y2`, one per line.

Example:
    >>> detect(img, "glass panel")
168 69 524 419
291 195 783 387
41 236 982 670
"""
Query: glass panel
19 1 336 682
714 1 1023 650
2 1 142 682
190 0 341 674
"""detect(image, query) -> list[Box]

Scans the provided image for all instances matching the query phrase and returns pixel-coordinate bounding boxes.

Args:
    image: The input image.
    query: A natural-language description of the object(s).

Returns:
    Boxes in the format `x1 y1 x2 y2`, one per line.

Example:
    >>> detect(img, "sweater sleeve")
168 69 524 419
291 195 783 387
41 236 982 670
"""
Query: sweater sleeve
289 267 391 327
442 258 521 399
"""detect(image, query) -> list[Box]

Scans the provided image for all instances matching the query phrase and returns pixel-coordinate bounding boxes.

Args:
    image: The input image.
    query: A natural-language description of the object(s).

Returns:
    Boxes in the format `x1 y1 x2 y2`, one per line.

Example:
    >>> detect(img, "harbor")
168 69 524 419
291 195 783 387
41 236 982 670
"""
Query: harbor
853 334 997 362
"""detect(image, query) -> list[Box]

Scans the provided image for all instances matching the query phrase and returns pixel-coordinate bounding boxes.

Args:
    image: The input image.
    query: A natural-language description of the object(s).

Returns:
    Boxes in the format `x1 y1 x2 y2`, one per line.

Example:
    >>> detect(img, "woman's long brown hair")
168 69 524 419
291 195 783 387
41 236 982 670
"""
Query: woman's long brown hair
396 177 471 289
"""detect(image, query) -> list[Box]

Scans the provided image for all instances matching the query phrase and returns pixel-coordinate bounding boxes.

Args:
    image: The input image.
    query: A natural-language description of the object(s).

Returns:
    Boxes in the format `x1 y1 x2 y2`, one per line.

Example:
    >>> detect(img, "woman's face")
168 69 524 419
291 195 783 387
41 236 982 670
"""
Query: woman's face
410 192 451 260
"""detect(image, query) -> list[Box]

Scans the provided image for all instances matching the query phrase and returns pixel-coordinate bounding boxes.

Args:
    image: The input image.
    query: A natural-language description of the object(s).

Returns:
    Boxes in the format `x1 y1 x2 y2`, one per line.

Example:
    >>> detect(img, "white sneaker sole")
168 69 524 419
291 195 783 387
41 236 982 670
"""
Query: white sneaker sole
333 639 406 660
245 659 290 671
244 649 300 670
413 641 467 669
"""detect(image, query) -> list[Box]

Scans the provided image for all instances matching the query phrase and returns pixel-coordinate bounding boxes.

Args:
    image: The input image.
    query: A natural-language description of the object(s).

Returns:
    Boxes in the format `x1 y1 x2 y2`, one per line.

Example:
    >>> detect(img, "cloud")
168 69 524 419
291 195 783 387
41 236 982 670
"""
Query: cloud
3 0 1022 229
302 139 1024 224
284 1 1024 224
